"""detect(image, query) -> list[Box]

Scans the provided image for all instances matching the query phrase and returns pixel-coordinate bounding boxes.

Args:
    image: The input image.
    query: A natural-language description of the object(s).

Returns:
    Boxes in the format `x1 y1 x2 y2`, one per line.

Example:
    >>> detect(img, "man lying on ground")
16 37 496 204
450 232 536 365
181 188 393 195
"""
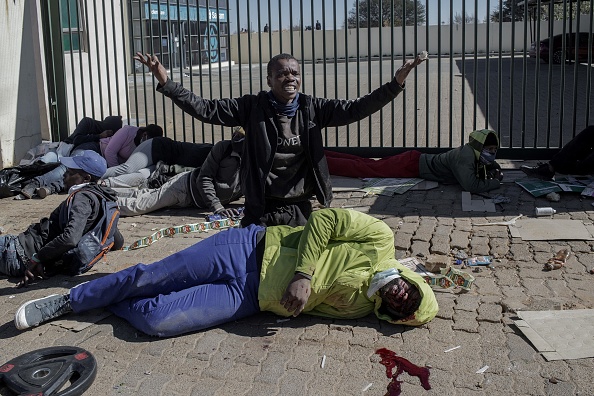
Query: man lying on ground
521 125 594 180
113 127 244 217
1 150 123 287
325 129 503 194
15 208 438 337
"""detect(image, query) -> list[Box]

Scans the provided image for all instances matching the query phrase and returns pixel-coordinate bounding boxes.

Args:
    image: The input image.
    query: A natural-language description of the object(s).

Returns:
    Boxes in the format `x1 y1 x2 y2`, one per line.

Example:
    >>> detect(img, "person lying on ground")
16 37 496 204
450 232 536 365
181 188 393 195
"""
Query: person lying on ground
113 128 244 217
100 136 214 188
0 150 124 287
325 129 503 194
521 125 594 180
134 51 425 227
19 118 162 199
14 208 438 337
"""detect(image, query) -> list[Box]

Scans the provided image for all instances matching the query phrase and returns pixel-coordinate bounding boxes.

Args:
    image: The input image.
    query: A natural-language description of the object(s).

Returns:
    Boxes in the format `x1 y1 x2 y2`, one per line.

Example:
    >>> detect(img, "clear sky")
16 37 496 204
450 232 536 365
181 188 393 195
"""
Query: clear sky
227 0 497 33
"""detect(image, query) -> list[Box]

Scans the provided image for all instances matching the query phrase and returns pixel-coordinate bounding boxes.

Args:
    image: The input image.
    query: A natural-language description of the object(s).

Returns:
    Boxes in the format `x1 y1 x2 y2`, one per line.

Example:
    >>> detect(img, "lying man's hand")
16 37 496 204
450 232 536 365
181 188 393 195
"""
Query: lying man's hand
17 261 46 288
216 208 241 219
280 273 312 317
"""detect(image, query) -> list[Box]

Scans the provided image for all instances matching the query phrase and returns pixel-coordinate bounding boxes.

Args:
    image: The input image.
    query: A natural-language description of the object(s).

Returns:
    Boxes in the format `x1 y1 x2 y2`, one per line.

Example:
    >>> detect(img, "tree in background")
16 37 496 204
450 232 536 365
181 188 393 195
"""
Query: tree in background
490 0 525 22
453 12 475 25
345 0 426 28
491 0 591 22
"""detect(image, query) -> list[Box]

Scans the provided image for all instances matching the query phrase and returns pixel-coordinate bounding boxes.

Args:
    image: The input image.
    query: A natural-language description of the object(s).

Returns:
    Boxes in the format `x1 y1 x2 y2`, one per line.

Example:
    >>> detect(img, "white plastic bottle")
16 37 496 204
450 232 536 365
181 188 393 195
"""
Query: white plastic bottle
535 207 556 216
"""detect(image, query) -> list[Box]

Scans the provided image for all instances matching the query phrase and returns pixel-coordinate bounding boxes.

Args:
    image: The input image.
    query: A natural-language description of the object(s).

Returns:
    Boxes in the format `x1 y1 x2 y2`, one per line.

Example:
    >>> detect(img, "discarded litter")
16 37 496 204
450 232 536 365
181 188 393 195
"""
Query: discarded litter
474 214 523 226
362 383 373 392
473 267 483 273
543 249 570 271
444 346 461 353
546 192 561 202
535 207 556 216
276 318 290 323
465 256 492 266
321 355 326 369
476 365 489 374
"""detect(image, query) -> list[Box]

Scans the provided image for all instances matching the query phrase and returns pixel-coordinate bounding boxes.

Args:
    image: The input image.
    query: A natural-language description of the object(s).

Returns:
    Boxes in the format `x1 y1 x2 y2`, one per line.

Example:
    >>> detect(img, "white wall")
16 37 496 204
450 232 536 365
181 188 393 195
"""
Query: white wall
63 1 128 131
0 1 50 168
230 15 592 63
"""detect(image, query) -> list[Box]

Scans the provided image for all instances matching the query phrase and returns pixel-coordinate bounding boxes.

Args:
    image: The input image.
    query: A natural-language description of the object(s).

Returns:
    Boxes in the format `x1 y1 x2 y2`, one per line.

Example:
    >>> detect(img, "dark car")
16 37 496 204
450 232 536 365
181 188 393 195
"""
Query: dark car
529 32 594 64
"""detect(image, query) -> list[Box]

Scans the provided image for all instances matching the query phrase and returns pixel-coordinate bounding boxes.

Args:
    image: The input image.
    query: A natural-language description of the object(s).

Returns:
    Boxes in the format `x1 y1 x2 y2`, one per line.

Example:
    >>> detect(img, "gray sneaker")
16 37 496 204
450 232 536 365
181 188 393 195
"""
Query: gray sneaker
14 294 72 330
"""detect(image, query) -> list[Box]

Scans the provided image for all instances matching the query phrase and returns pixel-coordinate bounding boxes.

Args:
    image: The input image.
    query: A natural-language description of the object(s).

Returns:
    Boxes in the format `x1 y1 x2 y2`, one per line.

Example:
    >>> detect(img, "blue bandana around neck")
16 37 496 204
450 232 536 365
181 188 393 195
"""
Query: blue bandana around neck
267 91 300 117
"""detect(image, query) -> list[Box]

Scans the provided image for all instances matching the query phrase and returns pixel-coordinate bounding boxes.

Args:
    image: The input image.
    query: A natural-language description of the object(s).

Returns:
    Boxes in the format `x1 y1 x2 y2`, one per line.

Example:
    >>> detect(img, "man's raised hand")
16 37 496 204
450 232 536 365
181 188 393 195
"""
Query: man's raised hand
134 52 168 85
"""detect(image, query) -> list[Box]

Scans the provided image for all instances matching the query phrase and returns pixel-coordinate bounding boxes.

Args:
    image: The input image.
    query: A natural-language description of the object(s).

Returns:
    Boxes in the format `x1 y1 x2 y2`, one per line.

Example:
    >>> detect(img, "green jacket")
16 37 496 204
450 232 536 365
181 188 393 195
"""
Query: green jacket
258 209 438 326
418 129 501 193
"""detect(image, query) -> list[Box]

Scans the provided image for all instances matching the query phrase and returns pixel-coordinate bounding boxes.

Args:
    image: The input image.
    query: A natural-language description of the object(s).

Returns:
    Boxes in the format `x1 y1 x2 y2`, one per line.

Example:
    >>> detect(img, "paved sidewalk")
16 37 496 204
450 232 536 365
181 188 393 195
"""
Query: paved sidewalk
1 165 593 395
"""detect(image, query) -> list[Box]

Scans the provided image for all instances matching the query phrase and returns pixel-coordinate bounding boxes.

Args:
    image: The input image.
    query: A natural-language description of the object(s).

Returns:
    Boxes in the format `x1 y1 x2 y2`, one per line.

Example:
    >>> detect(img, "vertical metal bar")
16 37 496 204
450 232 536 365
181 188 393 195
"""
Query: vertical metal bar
472 0 478 131
228 0 236 140
533 0 542 148
176 0 187 141
110 0 122 118
146 0 156 125
154 0 166 132
390 0 395 147
509 0 516 148
424 0 429 146
545 1 554 145
460 0 466 146
344 0 350 147
186 0 195 141
229 0 243 96
247 0 254 97
289 0 294 54
118 0 130 123
139 0 148 128
127 0 139 127
101 0 113 114
400 0 406 147
166 0 177 138
75 0 87 117
267 0 272 61
586 2 594 125
448 0 453 147
558 0 568 140
485 0 490 129
206 1 214 141
497 0 503 142
323 0 328 144
437 0 442 144
367 0 372 146
257 0 264 91
91 0 105 118
378 0 383 147
310 0 316 96
521 0 529 148
412 0 417 147
278 0 283 53
356 0 361 146
571 0 581 138
65 0 79 123
299 0 305 94
84 0 96 119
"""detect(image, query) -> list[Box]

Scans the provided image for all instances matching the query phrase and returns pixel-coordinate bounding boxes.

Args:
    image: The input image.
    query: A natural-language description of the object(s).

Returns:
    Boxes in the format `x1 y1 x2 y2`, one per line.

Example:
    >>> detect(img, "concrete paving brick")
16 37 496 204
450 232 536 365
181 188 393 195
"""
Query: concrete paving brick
489 237 509 258
427 235 449 255
450 230 470 249
509 242 533 261
397 222 418 234
394 231 413 251
413 224 434 242
477 303 503 323
469 235 490 256
410 240 431 257
522 278 554 298
474 277 500 295
452 310 479 333
455 294 480 312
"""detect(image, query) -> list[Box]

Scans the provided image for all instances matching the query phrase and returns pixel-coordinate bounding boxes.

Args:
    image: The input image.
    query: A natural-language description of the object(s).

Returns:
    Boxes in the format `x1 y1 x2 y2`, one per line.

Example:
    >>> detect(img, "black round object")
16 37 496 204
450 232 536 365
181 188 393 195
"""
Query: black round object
0 346 97 396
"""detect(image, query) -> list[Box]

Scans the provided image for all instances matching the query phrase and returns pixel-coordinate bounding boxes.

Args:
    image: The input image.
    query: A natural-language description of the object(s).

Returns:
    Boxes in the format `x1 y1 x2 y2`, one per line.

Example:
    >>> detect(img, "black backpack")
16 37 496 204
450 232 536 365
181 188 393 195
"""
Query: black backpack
59 189 120 275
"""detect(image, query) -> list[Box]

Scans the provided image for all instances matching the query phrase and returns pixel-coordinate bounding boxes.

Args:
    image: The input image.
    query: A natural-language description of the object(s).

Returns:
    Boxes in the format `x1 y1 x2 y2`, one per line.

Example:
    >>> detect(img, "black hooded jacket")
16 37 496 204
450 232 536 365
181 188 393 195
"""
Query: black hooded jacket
17 184 122 264
157 78 404 226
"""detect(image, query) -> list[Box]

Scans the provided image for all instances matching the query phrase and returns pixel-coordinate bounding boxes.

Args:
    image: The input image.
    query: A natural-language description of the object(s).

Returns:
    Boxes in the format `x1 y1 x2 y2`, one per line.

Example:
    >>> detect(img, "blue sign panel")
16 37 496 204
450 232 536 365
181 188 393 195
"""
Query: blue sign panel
144 3 228 22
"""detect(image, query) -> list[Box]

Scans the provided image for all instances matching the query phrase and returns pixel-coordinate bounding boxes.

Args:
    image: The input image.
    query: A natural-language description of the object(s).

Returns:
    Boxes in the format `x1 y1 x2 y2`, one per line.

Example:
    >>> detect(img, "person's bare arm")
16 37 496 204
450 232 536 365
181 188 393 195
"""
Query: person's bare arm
134 52 168 86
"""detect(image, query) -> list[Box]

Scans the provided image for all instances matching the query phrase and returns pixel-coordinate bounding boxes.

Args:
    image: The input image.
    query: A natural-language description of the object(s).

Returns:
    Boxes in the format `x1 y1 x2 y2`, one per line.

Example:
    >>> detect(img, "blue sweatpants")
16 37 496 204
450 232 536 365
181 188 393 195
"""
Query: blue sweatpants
70 224 264 337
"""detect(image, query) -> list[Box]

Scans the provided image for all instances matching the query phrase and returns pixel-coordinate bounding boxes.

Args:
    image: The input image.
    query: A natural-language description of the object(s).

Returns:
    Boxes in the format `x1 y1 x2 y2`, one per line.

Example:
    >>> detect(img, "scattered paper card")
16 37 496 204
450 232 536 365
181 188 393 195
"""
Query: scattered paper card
362 178 424 196
461 192 496 212
509 219 594 240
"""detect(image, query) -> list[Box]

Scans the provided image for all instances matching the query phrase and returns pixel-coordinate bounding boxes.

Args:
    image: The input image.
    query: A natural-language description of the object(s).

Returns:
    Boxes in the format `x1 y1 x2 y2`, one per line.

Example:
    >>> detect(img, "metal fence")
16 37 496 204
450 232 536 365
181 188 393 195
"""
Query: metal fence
46 0 594 159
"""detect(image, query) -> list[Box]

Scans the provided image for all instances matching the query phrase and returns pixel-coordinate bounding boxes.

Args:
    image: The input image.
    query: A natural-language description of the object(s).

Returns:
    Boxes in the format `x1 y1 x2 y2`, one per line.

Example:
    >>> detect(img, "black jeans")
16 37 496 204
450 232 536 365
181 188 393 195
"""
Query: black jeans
550 125 594 175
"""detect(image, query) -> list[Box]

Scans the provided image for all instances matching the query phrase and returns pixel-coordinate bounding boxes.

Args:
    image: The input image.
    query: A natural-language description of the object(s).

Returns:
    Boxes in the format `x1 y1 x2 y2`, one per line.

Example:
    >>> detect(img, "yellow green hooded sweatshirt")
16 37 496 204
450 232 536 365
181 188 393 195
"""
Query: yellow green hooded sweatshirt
258 208 438 326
